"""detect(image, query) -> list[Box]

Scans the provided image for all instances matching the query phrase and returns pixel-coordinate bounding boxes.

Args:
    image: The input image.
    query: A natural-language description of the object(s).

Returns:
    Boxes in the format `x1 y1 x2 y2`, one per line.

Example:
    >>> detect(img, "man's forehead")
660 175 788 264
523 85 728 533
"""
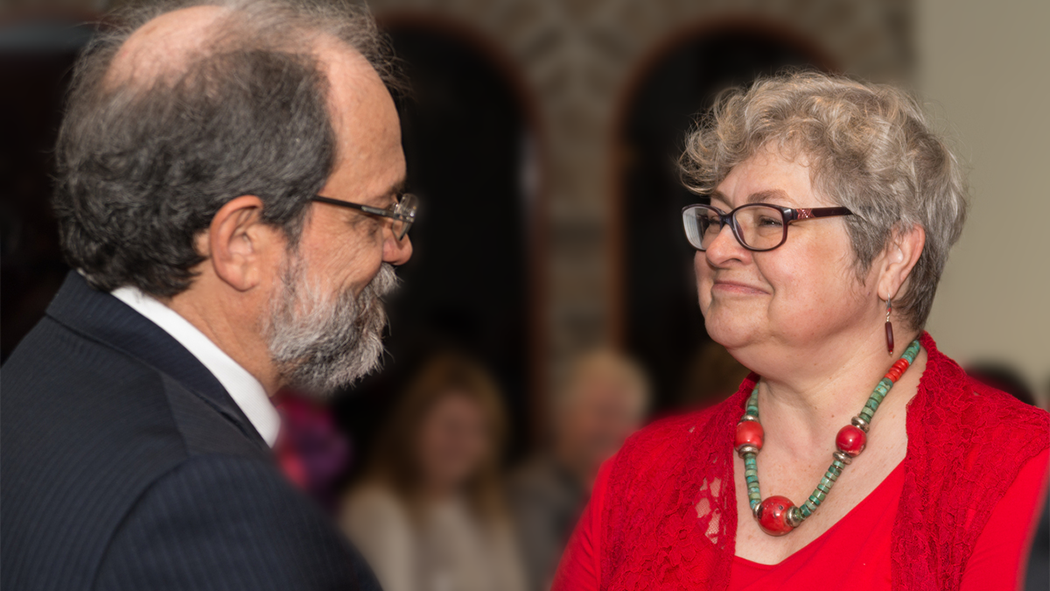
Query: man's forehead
317 37 387 110
320 38 402 188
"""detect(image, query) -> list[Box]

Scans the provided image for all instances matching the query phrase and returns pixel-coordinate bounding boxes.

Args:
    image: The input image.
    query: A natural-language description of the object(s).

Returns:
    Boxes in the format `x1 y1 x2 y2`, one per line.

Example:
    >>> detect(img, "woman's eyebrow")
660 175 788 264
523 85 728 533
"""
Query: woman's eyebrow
710 190 731 206
747 189 790 204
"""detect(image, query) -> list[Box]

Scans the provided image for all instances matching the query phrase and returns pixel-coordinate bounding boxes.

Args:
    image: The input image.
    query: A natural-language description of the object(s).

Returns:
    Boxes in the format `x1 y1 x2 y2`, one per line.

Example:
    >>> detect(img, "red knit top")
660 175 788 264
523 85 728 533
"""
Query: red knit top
553 334 1049 590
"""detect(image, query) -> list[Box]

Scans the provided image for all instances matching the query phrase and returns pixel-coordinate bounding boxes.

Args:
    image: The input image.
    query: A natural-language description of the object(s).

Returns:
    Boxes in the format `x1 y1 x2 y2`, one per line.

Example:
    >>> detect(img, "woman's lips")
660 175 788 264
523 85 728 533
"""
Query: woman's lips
712 280 768 295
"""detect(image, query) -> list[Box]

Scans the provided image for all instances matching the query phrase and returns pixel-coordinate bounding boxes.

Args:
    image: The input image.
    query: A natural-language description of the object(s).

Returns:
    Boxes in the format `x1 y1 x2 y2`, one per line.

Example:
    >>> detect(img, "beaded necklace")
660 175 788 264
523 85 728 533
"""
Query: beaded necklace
736 339 921 536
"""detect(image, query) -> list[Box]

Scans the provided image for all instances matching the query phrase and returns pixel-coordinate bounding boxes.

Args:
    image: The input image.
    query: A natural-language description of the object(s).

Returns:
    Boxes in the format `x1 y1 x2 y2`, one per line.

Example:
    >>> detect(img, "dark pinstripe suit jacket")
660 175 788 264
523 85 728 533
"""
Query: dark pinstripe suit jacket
1 272 382 591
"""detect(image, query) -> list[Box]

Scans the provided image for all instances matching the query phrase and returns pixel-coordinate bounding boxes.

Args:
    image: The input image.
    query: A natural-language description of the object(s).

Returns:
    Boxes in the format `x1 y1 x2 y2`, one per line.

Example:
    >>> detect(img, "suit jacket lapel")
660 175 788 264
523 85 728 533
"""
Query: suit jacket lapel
46 272 270 450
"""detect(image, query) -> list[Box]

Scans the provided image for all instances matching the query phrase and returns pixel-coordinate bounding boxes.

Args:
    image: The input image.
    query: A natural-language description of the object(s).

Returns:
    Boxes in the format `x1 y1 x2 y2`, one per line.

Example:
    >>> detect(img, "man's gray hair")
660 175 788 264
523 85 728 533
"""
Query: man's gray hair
681 71 968 331
54 0 402 297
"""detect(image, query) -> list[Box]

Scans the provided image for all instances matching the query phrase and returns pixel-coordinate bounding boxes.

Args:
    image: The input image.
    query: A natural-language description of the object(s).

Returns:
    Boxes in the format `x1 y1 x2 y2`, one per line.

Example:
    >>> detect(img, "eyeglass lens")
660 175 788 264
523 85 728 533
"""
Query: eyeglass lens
392 193 419 240
684 205 787 251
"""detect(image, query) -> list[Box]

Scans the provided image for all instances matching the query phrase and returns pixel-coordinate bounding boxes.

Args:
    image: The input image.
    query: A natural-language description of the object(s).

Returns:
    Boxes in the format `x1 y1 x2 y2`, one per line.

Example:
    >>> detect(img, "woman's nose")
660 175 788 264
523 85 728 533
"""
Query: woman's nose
704 222 749 266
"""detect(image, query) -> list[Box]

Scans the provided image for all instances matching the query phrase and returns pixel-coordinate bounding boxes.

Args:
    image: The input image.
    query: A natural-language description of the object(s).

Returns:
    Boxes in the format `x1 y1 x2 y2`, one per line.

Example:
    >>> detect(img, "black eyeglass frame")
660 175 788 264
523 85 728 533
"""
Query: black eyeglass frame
682 202 853 252
311 193 418 240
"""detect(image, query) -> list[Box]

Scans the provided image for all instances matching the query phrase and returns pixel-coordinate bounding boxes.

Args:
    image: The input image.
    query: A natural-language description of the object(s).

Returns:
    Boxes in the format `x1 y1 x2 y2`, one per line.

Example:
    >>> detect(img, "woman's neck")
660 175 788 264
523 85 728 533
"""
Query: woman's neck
749 328 924 457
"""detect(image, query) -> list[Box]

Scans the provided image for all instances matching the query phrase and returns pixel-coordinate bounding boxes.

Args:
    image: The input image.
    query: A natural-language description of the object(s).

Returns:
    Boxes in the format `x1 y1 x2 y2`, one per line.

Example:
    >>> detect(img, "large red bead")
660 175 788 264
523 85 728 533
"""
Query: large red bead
836 424 867 457
735 420 764 451
756 496 796 536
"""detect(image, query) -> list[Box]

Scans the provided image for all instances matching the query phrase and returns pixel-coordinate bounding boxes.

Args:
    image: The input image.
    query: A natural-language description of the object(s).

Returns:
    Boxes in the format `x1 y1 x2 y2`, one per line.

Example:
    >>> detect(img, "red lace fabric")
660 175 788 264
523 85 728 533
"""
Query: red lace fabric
592 333 1048 591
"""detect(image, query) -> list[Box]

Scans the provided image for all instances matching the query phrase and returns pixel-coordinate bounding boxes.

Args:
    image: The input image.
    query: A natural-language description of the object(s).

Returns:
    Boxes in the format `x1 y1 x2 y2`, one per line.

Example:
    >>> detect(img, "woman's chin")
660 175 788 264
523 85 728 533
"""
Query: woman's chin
705 324 749 350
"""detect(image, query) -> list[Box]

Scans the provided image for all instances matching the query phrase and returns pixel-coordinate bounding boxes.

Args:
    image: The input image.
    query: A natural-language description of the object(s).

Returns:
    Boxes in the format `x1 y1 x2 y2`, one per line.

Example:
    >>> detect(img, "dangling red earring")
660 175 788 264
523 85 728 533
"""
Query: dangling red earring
884 298 894 355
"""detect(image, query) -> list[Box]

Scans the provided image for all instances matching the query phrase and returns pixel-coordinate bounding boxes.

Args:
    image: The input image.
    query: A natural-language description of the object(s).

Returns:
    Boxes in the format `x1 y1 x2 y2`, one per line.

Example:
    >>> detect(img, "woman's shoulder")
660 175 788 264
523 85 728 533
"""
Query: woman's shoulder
908 333 1048 516
917 333 1048 444
611 391 747 481
894 335 1048 587
630 407 722 444
966 377 1049 430
622 406 720 454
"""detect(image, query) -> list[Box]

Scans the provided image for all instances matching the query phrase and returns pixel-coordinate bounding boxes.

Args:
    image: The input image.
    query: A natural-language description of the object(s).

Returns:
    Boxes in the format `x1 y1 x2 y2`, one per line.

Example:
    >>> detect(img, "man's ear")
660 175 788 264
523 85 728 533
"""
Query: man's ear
877 224 925 302
202 195 284 292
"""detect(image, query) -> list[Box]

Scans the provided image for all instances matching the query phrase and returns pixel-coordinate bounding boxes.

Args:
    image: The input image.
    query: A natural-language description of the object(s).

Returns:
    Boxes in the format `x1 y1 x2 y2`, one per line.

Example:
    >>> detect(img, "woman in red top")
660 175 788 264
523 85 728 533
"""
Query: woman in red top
553 72 1049 590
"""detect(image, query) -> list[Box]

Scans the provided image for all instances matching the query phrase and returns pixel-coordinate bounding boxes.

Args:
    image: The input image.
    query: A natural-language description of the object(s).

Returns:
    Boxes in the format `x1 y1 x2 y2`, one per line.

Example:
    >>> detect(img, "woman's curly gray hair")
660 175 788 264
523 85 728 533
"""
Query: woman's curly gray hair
681 71 968 331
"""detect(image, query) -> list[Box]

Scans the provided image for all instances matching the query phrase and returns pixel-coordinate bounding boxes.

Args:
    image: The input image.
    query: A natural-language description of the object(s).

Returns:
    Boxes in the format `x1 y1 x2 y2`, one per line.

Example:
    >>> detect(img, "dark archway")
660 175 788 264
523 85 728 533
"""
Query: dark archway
0 18 103 361
333 21 540 477
615 24 834 415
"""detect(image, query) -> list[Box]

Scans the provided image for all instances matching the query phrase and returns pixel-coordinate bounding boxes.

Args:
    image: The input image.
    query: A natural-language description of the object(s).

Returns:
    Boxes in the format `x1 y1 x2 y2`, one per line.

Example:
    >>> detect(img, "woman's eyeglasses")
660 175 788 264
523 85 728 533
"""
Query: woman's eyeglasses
682 203 853 252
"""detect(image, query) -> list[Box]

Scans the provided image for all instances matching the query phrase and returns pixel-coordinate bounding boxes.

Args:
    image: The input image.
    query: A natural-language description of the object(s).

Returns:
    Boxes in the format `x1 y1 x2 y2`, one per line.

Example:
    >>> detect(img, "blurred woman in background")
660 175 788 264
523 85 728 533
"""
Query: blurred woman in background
341 353 525 591
510 349 650 591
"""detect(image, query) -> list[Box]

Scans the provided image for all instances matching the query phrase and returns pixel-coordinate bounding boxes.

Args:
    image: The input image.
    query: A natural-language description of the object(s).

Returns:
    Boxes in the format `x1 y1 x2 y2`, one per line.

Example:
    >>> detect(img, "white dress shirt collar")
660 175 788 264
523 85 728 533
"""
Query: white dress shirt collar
111 286 280 447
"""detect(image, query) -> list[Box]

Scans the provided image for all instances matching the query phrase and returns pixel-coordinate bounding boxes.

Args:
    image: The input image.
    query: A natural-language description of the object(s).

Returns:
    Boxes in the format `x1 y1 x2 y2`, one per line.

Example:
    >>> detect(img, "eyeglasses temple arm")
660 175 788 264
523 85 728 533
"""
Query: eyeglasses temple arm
792 207 853 220
312 195 409 220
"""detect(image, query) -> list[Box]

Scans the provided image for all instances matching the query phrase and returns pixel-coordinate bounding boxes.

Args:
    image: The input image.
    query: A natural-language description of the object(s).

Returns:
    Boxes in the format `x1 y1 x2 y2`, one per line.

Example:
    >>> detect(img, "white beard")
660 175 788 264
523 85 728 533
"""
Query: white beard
265 257 399 395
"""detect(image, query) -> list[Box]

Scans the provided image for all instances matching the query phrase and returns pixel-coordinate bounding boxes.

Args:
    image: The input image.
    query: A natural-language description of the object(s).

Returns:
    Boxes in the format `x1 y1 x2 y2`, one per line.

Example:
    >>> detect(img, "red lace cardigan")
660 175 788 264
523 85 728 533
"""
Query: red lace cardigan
581 333 1048 590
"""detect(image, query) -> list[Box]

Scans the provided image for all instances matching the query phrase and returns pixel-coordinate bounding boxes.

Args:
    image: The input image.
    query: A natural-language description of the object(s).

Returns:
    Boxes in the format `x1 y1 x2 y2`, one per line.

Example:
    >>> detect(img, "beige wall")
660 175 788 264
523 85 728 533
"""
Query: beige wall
919 0 1050 400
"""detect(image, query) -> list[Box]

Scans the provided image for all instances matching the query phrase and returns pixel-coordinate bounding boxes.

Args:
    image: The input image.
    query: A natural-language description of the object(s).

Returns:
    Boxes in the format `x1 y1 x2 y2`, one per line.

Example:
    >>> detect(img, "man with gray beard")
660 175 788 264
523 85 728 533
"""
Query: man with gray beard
1 1 415 590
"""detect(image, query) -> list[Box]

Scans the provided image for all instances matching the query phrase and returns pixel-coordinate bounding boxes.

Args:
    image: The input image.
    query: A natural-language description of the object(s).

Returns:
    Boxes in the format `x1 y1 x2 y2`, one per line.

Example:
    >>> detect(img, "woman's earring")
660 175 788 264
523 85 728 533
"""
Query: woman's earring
884 299 894 355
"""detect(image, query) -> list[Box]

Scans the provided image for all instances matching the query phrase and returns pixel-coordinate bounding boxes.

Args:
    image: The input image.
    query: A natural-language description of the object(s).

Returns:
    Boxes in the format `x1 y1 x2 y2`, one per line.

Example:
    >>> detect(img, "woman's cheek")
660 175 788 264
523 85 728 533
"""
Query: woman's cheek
695 255 712 313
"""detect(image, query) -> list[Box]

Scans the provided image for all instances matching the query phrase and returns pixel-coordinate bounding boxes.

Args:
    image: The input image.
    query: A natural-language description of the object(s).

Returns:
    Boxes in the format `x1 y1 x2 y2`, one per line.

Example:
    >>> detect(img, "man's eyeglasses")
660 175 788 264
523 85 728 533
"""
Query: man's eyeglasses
311 193 419 240
682 203 853 252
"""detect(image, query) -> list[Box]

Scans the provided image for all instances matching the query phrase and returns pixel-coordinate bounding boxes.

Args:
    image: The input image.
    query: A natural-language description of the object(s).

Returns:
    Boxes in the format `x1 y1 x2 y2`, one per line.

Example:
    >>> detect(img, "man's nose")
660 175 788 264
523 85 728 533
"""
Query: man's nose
384 233 413 266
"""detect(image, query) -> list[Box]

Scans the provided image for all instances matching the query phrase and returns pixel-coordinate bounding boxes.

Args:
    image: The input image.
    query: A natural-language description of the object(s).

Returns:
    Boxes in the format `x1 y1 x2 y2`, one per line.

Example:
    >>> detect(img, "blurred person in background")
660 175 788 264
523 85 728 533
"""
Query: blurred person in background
679 340 752 410
554 72 1049 590
0 1 416 589
341 353 526 591
273 389 353 512
510 350 649 591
